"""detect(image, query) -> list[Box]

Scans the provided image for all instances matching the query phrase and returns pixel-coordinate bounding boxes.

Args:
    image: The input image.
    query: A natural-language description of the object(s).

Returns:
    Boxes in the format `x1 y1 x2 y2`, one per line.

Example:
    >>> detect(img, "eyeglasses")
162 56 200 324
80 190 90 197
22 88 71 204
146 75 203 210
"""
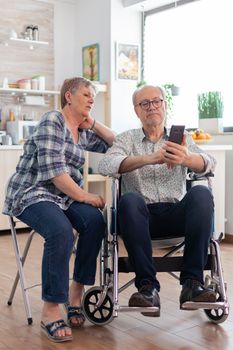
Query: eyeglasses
135 98 164 111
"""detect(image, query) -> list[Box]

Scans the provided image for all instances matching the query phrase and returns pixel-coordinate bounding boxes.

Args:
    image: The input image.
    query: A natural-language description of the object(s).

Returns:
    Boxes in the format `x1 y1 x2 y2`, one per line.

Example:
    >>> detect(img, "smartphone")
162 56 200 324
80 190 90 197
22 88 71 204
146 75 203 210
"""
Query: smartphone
168 125 185 144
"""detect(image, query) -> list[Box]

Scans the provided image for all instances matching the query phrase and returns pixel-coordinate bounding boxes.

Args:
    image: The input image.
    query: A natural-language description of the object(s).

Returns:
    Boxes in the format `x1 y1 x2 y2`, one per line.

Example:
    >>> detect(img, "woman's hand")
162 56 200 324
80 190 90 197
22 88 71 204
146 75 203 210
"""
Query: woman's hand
79 115 94 129
83 192 105 209
52 173 106 208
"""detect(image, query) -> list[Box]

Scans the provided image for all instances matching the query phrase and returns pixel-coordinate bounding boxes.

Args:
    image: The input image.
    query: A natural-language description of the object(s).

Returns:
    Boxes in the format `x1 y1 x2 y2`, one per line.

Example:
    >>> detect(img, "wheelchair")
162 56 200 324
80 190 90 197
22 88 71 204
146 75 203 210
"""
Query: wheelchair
82 174 229 326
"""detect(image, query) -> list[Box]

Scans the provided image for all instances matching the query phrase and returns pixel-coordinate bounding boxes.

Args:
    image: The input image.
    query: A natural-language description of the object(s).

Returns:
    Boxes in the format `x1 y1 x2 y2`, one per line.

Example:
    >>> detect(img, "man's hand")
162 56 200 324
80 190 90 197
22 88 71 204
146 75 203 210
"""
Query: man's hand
148 147 167 165
163 135 189 168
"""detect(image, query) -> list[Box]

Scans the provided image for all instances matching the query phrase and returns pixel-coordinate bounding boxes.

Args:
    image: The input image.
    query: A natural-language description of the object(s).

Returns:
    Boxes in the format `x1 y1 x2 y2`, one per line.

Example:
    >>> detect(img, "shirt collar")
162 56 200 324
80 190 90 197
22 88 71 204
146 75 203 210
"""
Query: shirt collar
140 127 169 142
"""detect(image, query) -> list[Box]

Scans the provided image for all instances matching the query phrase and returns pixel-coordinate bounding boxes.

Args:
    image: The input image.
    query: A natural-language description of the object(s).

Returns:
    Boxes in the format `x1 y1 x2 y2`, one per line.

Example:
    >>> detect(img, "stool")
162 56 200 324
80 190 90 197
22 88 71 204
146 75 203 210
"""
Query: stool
7 216 78 325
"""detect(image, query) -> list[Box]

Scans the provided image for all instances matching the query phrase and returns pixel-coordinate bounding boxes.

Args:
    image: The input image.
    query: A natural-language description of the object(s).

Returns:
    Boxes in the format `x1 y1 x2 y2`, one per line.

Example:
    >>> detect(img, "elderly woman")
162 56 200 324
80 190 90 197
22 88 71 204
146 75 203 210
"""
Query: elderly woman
3 77 115 342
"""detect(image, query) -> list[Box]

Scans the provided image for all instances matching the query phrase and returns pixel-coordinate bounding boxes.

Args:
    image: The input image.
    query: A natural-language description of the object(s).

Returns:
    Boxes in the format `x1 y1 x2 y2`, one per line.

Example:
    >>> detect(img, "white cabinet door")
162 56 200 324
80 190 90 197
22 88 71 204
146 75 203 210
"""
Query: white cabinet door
199 145 232 237
0 148 27 230
207 150 226 237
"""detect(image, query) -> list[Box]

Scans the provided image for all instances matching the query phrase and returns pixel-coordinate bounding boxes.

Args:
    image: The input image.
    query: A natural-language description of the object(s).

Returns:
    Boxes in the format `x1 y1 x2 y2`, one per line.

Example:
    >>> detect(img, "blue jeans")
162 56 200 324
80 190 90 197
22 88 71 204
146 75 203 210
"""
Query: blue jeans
17 201 105 303
118 185 214 291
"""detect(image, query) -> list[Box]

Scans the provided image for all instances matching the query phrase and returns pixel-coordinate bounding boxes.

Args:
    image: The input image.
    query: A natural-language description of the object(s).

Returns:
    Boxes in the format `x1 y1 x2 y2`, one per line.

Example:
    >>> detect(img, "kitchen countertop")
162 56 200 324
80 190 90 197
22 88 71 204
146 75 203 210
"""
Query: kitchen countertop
0 145 24 150
0 144 232 151
198 144 232 151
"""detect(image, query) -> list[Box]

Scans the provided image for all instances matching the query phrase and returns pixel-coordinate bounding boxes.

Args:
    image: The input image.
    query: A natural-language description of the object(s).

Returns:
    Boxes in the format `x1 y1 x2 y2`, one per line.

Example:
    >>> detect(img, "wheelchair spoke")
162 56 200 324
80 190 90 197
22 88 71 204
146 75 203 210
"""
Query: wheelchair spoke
82 286 114 325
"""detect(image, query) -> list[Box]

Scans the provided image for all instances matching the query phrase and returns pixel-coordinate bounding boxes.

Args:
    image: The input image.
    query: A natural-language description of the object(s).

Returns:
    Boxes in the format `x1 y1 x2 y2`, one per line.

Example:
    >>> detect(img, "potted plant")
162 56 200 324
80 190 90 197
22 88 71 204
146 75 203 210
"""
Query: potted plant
198 91 224 133
162 83 180 125
136 80 146 88
163 83 180 96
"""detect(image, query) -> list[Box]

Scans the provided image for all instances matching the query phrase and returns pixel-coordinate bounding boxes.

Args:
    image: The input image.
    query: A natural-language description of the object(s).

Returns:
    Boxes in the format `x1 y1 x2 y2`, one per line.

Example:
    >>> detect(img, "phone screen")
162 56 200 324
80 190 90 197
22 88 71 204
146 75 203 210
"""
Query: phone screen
168 125 185 144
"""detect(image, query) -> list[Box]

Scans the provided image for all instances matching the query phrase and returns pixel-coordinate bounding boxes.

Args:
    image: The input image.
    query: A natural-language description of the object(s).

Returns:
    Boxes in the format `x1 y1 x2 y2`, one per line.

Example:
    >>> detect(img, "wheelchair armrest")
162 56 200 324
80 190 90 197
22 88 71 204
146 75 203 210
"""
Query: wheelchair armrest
186 171 214 182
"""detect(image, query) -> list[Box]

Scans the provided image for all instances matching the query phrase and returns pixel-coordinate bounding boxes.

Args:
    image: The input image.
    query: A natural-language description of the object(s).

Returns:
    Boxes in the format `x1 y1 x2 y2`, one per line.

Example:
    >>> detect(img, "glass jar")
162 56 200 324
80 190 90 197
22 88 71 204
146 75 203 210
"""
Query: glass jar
25 25 33 40
31 78 39 90
32 26 39 41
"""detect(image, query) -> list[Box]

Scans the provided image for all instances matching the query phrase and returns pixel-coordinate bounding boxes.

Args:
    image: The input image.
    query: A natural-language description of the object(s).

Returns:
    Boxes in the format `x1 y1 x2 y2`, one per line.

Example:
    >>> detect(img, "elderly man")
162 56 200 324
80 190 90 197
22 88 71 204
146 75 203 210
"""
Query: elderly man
98 84 216 316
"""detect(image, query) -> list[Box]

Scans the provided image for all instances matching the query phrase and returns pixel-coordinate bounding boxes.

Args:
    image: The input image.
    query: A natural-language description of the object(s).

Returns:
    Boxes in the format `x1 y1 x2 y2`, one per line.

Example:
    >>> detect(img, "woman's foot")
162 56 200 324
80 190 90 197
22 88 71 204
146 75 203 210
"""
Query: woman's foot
68 281 85 327
41 319 72 342
41 302 72 340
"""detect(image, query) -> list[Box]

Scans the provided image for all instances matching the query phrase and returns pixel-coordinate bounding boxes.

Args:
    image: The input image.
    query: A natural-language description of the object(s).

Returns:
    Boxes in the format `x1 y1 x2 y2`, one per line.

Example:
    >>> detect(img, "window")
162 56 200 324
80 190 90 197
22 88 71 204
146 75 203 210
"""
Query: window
144 0 233 129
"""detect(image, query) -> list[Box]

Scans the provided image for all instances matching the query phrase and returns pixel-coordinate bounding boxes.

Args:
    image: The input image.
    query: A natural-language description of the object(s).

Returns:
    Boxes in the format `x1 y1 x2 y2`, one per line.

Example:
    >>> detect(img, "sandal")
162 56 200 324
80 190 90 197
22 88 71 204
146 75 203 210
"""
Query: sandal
67 306 86 328
40 319 72 342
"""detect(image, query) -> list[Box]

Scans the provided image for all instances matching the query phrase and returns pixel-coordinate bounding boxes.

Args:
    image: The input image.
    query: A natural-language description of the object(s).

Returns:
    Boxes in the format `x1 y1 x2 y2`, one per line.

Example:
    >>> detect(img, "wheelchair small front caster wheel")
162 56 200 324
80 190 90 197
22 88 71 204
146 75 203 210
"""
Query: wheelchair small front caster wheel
204 307 228 324
82 286 114 326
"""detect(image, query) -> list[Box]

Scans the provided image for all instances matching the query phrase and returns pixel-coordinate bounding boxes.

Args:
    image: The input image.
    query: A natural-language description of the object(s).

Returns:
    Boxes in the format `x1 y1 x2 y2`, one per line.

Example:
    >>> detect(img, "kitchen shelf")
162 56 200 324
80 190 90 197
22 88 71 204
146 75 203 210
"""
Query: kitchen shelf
87 174 107 182
2 37 49 49
0 87 60 96
93 82 107 92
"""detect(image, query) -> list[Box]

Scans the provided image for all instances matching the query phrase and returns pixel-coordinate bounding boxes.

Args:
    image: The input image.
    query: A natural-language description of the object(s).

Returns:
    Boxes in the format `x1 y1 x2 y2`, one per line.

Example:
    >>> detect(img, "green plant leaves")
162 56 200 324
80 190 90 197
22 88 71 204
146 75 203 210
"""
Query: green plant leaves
198 91 223 119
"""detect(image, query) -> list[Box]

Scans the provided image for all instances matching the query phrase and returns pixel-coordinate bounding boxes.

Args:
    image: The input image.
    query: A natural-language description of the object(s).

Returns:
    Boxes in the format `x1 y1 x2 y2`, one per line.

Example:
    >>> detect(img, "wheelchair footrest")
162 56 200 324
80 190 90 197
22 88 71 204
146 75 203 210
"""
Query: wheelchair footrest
180 301 227 310
118 305 160 314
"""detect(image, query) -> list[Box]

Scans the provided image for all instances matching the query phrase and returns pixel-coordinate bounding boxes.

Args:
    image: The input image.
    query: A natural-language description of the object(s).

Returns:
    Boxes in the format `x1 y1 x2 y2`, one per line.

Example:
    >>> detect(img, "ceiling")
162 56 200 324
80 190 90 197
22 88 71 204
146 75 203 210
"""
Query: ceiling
122 0 177 11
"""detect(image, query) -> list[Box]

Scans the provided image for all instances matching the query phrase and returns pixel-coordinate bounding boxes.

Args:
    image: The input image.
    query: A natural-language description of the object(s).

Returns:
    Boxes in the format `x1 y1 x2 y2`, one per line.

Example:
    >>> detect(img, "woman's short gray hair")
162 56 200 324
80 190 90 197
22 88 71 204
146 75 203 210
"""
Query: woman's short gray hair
132 85 166 106
60 77 97 109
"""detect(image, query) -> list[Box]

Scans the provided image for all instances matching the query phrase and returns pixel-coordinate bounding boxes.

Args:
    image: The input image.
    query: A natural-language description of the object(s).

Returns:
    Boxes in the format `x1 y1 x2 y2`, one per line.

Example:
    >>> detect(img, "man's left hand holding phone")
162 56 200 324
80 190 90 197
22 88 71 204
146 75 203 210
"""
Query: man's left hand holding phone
164 125 186 168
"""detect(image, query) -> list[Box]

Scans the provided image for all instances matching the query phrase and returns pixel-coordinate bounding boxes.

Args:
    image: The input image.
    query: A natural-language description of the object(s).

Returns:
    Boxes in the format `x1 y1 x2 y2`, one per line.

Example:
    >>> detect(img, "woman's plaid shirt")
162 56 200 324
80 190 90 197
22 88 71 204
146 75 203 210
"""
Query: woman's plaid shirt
3 110 108 217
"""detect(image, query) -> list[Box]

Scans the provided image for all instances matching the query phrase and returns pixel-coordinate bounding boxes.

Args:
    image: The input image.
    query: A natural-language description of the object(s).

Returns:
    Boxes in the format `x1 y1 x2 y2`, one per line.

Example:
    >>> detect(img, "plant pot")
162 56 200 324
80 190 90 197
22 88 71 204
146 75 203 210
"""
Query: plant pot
199 118 223 134
171 85 180 96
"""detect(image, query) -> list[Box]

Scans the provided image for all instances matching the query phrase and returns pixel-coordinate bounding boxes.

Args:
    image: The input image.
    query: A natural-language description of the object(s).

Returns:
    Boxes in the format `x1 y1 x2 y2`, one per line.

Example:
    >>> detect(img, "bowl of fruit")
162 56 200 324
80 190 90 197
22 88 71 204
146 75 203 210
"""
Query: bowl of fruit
190 129 212 144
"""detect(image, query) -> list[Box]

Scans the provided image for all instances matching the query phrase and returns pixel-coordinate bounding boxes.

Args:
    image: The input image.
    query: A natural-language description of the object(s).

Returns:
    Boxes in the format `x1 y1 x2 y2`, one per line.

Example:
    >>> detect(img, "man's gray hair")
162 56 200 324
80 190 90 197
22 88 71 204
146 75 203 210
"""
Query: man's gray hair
132 85 166 106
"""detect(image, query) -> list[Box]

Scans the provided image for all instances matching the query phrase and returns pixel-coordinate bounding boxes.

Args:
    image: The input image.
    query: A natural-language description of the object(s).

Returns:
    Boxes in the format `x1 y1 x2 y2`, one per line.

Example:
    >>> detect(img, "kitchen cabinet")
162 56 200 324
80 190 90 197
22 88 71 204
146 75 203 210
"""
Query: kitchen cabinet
0 146 26 231
0 145 109 231
199 144 232 237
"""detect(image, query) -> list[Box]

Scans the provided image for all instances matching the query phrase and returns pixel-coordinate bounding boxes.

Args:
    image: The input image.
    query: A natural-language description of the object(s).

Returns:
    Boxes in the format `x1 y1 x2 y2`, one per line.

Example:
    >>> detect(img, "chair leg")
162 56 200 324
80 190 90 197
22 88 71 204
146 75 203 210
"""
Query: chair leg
8 222 80 325
8 217 34 325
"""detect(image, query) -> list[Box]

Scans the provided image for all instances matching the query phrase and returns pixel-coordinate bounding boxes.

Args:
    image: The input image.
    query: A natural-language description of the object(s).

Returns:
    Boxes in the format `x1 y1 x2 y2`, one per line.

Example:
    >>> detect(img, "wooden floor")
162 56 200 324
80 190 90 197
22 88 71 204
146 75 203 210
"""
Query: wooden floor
0 232 232 350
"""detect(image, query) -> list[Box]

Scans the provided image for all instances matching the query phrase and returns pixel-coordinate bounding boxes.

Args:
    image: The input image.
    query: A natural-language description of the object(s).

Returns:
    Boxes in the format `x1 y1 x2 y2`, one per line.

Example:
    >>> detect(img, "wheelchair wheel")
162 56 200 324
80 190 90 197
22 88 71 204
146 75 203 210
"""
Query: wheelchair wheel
204 307 228 324
204 276 228 324
82 286 114 326
204 283 229 324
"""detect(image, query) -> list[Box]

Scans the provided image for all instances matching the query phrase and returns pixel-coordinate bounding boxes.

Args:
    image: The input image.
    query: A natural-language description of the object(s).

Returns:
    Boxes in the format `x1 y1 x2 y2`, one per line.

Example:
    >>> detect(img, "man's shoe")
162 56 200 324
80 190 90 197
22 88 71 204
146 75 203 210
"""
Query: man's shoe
180 279 216 307
128 285 160 317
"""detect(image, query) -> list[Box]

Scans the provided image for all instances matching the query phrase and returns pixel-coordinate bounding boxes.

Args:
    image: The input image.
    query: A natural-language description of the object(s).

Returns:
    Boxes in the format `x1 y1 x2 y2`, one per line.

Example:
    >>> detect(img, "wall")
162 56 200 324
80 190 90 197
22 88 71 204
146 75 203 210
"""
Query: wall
0 0 54 126
53 0 76 88
0 0 54 87
110 0 142 133
74 0 111 82
74 0 141 134
0 0 78 125
38 0 77 89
